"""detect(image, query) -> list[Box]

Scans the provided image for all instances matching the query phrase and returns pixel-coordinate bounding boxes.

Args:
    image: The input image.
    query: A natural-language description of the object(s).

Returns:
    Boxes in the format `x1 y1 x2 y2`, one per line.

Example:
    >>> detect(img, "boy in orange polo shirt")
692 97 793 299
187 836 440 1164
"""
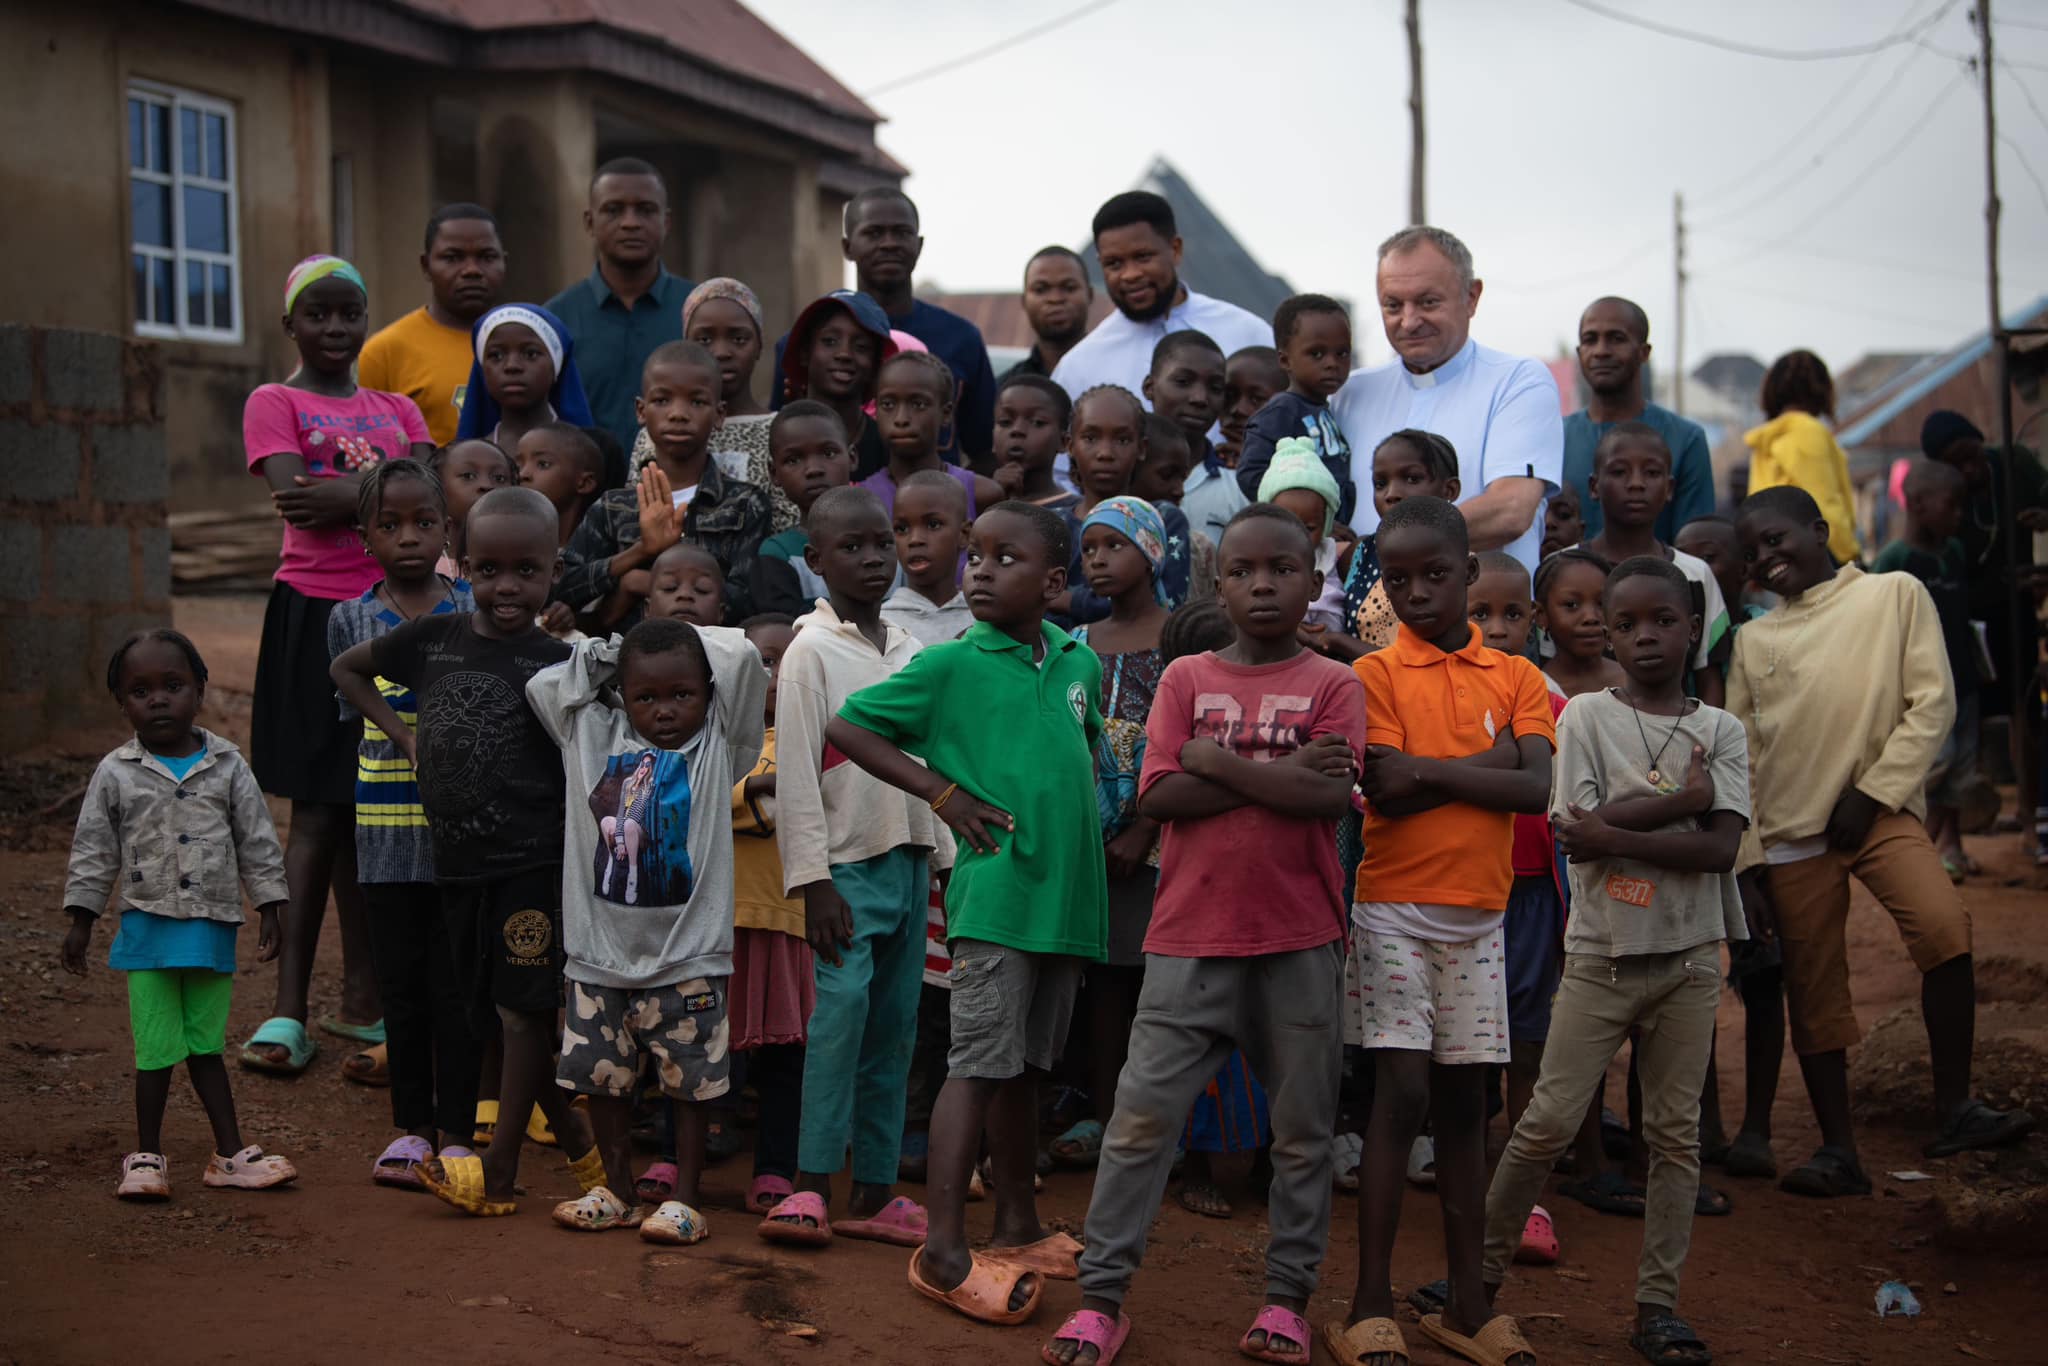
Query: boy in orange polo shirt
1326 496 1555 1366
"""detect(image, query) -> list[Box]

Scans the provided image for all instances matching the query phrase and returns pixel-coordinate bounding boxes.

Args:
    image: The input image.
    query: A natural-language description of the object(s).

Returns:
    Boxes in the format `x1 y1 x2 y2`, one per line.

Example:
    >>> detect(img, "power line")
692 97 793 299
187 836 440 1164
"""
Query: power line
1690 0 1927 206
1555 0 1960 61
1693 71 1972 273
1692 44 1928 228
2001 132 2048 215
1510 238 1666 294
861 0 1124 98
2002 60 2048 135
1996 14 2048 33
1690 232 1987 283
1705 277 1975 332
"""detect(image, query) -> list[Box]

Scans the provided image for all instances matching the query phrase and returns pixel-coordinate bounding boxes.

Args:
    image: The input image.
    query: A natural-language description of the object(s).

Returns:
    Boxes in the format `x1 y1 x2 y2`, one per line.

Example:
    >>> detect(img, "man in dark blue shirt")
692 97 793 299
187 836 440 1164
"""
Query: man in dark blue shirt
545 157 695 456
772 188 996 464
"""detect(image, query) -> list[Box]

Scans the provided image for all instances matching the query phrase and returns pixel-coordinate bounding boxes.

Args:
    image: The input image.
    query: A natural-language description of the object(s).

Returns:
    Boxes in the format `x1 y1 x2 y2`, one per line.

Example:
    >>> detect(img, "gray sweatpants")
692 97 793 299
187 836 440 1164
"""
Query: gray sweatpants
1077 940 1344 1308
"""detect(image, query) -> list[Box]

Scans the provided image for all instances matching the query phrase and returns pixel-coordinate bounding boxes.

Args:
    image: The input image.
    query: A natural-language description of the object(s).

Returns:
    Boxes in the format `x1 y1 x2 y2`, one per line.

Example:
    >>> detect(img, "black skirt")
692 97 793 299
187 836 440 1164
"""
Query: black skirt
251 580 360 805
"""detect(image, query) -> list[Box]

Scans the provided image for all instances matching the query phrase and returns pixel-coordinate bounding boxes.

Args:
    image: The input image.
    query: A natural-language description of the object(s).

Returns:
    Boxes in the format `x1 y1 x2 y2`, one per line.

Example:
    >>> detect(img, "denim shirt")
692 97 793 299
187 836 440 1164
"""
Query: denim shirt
62 729 289 924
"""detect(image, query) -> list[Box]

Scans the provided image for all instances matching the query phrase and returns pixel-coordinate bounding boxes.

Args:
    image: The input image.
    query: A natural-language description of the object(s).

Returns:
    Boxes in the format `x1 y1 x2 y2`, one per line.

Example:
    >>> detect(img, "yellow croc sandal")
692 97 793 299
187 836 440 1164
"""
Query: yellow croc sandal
420 1154 517 1217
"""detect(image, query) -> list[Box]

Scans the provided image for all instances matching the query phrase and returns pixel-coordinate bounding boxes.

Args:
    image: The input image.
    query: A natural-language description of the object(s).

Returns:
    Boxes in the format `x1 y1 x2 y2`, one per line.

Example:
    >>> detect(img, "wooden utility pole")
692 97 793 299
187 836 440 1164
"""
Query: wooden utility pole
1673 192 1687 418
1977 1 2028 714
1407 0 1425 224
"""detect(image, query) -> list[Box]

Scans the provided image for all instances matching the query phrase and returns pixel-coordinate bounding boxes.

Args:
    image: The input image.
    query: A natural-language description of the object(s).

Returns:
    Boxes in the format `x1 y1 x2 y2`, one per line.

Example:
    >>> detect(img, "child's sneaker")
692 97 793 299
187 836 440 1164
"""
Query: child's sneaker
117 1151 171 1201
203 1145 298 1190
551 1185 642 1232
640 1199 710 1245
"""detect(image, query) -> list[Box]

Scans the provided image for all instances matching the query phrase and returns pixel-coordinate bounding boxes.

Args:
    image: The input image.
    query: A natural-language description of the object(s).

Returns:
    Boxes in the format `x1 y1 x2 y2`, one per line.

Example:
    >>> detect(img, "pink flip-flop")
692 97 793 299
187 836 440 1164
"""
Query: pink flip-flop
757 1189 833 1246
748 1173 794 1212
635 1161 678 1203
1042 1308 1131 1365
1516 1203 1560 1265
372 1135 432 1190
1238 1304 1311 1363
836 1194 928 1247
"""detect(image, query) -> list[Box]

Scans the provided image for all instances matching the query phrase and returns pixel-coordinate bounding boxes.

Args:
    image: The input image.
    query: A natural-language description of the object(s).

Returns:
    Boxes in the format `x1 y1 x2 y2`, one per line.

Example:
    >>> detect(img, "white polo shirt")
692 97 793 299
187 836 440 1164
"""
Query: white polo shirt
1051 288 1270 406
1332 338 1563 571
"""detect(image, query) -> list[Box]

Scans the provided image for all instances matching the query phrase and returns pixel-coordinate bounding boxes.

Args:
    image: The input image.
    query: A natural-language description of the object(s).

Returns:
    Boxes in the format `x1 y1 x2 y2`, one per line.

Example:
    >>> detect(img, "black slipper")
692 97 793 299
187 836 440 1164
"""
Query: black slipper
1694 1182 1732 1216
1560 1170 1646 1217
1924 1099 2037 1158
1632 1311 1711 1364
1721 1132 1777 1179
1779 1145 1870 1198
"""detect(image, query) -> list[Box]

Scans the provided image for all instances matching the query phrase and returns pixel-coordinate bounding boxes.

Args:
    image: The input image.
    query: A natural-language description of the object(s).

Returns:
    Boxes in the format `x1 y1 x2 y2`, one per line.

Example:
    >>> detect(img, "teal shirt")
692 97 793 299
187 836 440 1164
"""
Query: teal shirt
1562 401 1717 542
107 748 238 973
545 265 695 451
836 621 1108 959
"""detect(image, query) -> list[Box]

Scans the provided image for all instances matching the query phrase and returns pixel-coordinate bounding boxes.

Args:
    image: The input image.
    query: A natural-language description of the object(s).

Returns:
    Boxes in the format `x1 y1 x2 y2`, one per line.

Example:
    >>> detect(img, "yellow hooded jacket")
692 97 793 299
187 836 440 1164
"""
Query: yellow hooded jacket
1743 411 1861 563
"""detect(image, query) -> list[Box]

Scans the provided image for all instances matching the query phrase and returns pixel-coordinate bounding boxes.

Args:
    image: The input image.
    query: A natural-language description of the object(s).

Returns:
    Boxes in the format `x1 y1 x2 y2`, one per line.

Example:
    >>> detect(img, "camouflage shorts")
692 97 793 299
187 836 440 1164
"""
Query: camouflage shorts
557 977 731 1102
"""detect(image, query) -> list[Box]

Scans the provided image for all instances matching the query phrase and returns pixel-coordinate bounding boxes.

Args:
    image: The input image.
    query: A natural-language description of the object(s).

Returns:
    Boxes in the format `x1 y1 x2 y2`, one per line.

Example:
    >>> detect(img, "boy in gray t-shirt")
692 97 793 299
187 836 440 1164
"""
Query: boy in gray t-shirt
1475 557 1748 1366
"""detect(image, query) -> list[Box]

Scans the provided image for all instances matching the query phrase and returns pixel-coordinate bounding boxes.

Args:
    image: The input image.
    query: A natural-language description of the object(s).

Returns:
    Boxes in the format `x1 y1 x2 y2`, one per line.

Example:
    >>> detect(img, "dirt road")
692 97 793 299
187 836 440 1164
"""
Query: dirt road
1 595 2041 1364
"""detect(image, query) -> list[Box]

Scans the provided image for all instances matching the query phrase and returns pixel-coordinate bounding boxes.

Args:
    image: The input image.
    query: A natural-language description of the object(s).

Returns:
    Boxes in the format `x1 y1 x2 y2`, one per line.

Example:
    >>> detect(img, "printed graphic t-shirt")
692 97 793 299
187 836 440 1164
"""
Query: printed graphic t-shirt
243 383 431 600
1138 649 1365 956
370 613 570 883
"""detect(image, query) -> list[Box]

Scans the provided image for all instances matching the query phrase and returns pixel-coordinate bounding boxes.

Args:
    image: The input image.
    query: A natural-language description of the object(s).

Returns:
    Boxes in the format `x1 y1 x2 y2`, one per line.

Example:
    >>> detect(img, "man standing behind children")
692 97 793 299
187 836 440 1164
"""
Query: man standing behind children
1331 496 1554 1366
827 501 1107 1326
1043 505 1363 1366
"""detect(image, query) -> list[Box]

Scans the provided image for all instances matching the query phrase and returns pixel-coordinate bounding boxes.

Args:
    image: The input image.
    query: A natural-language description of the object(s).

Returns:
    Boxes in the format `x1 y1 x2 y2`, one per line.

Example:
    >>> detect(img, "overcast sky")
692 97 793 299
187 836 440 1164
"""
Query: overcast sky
748 0 2048 377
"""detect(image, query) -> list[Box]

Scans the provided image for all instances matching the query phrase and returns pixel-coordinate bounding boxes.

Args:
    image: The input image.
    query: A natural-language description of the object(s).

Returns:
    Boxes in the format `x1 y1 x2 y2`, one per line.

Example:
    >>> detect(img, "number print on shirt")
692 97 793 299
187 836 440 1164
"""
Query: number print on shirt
1190 691 1315 762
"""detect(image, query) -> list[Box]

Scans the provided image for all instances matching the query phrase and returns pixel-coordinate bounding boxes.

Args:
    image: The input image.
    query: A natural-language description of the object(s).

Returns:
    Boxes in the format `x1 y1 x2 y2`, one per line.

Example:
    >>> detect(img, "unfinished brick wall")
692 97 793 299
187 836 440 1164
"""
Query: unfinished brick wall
0 325 171 754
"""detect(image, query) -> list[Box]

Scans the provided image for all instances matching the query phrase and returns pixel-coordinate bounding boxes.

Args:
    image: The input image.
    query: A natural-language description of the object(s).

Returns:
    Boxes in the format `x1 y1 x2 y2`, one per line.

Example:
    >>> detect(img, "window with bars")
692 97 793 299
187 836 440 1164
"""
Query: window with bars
127 83 240 343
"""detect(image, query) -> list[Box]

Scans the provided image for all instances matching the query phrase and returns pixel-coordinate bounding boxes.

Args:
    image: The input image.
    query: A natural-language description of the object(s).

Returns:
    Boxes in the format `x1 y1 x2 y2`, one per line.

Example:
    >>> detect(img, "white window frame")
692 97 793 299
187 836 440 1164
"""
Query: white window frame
126 80 242 344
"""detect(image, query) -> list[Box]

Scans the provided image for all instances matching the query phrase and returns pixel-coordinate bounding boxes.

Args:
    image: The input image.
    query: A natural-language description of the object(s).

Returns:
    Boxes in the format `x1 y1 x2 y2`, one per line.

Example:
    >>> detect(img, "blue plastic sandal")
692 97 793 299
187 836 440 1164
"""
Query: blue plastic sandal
240 1016 317 1075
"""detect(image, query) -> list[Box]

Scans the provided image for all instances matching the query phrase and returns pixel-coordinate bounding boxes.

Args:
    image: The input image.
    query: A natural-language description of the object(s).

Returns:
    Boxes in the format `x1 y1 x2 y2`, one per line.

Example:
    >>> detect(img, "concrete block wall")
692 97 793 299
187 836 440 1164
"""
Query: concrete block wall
0 324 170 753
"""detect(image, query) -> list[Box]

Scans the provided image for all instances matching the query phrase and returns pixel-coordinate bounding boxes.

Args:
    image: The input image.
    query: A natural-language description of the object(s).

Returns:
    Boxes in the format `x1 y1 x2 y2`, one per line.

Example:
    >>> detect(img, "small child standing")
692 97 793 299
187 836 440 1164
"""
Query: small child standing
1332 496 1554 1366
1536 548 1626 700
1237 294 1357 523
1064 386 1196 624
430 438 515 572
560 341 773 629
782 289 900 479
455 304 594 452
827 501 1107 1326
326 461 481 1184
63 631 298 1199
754 401 863 616
331 486 602 1216
990 375 1076 514
515 422 604 547
1482 555 1751 1366
645 542 726 630
1872 460 1980 878
765 486 948 1248
724 614 813 1212
1334 430 1463 665
1217 346 1287 471
1046 504 1364 1366
1258 438 1350 639
1046 497 1173 1174
864 350 1007 515
1140 331 1235 546
884 469 975 645
1577 423 1731 707
526 617 768 1242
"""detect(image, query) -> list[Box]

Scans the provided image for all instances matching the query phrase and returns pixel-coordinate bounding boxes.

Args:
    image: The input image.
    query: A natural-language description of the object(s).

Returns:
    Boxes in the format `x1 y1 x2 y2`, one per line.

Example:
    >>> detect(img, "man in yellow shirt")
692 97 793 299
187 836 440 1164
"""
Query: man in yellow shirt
358 205 507 445
1730 485 2032 1200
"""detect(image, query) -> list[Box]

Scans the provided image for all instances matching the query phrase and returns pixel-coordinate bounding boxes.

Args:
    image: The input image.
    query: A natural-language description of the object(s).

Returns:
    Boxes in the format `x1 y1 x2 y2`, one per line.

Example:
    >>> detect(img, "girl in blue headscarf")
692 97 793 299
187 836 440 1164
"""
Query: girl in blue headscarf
455 303 594 450
1049 495 1173 1170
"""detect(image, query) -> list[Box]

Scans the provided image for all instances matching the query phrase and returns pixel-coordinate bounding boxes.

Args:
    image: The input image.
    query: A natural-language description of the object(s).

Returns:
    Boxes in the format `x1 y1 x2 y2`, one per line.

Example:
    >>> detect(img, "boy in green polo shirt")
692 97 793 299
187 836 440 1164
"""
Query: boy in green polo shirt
828 499 1107 1327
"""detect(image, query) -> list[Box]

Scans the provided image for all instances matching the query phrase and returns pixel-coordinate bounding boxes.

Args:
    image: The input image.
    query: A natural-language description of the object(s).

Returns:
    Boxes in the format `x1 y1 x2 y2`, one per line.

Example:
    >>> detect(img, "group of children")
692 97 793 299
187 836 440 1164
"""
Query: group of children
59 252 2036 1366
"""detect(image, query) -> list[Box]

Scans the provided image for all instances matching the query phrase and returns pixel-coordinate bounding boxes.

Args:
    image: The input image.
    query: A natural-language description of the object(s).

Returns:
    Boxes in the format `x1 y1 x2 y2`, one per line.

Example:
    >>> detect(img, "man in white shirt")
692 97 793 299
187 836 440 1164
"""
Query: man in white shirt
1051 192 1270 406
1333 226 1561 571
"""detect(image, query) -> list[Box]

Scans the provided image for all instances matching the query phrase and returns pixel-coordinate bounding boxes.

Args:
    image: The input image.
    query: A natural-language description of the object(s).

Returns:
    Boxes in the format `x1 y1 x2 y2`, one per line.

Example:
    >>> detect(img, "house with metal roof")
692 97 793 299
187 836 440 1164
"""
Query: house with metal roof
1837 295 2048 471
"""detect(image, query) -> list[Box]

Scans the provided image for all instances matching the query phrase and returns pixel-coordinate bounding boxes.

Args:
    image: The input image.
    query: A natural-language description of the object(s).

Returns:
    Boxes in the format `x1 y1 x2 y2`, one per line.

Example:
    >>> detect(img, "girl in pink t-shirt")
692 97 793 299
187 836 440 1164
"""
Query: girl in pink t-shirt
239 255 431 1078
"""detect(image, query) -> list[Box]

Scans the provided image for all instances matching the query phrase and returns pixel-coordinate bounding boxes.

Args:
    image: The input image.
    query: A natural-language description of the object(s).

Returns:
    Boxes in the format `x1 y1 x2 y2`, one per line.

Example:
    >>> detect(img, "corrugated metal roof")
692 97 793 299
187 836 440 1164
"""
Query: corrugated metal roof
1838 294 2048 447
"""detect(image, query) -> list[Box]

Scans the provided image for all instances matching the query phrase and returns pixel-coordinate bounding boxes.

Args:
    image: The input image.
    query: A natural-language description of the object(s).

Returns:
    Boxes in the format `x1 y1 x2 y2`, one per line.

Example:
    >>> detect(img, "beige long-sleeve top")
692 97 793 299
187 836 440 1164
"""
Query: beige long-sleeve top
1727 565 1954 870
774 600 953 894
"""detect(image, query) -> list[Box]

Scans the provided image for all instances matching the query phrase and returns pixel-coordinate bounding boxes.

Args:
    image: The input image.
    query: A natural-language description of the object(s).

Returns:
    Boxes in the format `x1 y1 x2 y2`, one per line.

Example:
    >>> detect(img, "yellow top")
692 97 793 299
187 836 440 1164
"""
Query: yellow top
358 307 474 446
732 730 803 937
1728 565 1953 870
1743 410 1861 564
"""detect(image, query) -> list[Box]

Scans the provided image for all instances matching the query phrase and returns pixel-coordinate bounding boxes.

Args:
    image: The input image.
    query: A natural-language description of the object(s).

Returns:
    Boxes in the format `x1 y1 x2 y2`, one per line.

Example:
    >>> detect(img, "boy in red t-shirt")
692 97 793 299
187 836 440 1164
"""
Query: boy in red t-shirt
1041 506 1364 1366
1330 497 1555 1366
